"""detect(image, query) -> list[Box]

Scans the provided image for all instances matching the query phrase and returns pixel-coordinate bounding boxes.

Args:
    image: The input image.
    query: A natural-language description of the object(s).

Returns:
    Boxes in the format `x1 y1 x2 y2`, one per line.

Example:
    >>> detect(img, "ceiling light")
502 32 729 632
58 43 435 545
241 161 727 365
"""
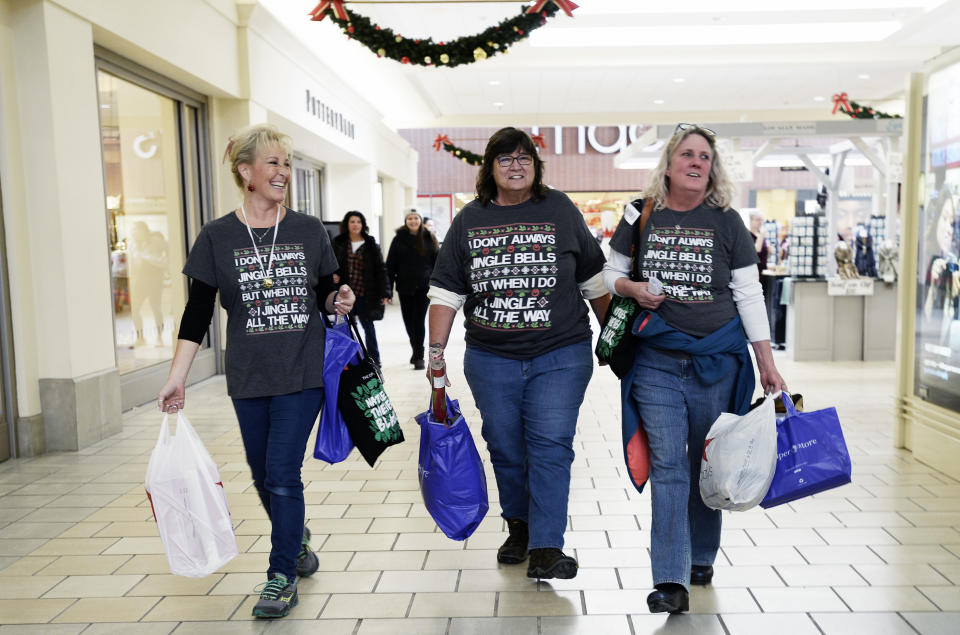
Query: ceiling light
672 78 685 83
529 22 902 47
813 96 825 102
653 99 665 104
858 73 871 79
493 101 505 108
488 80 501 86
101 104 111 108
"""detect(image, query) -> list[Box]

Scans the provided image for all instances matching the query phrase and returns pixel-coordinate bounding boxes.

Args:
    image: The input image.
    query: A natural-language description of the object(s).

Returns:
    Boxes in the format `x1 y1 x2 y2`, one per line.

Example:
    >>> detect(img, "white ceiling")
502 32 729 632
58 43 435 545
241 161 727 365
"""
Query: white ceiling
260 0 960 129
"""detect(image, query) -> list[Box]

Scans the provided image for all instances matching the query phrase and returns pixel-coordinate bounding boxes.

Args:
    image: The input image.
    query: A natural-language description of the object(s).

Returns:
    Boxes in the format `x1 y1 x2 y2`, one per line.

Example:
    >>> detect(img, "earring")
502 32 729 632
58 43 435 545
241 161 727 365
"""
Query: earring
247 184 255 192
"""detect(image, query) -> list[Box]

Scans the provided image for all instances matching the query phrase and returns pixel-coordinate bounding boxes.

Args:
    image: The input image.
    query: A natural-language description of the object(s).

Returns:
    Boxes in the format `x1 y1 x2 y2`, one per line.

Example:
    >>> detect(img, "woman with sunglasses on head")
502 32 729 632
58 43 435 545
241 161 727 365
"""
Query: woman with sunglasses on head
603 124 787 614
428 127 610 580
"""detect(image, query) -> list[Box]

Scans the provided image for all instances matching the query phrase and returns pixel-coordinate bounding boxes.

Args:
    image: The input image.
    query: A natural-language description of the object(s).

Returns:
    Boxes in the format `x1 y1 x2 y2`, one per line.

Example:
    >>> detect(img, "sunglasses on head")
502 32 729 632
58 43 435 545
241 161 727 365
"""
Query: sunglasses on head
674 123 717 137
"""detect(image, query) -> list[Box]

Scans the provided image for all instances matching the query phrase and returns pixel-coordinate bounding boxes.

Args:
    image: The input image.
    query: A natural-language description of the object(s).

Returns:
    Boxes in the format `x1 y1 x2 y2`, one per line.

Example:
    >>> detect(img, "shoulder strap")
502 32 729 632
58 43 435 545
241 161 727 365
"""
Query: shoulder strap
629 198 655 280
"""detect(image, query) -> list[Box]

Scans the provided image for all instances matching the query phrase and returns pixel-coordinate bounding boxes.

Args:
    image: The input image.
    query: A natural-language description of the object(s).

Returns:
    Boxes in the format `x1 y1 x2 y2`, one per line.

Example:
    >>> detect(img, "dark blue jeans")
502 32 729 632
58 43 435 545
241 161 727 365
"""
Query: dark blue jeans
232 387 324 580
463 340 593 550
630 346 737 589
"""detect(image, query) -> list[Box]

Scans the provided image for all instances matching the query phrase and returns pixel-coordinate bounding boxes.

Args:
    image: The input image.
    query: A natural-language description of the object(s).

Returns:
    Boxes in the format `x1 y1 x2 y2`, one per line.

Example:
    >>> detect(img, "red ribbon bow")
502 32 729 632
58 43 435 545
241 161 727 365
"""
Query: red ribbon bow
531 133 546 149
831 92 851 115
309 1 348 22
526 0 579 18
433 134 451 151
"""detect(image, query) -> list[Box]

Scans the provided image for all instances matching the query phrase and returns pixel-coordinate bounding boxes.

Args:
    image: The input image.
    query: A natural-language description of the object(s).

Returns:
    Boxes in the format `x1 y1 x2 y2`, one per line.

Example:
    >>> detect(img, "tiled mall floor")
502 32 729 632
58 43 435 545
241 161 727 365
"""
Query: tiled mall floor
2 306 959 634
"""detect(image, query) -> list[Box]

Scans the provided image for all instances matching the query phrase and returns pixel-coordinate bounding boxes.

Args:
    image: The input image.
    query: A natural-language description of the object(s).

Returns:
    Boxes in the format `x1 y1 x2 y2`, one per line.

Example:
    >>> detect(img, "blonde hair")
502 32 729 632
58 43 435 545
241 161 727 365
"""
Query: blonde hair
224 124 294 189
642 128 736 211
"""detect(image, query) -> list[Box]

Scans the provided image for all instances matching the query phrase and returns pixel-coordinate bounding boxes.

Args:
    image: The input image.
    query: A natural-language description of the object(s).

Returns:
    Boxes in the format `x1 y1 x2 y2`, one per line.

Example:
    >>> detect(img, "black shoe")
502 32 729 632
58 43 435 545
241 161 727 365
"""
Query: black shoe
647 583 689 614
497 518 529 564
690 565 713 585
526 547 578 579
303 525 311 543
413 359 425 370
252 573 298 618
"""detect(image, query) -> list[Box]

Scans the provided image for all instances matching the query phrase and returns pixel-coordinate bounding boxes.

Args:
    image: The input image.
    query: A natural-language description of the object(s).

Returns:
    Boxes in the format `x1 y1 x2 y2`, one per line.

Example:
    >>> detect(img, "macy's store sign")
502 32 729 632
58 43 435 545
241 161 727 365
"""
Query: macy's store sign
530 125 646 155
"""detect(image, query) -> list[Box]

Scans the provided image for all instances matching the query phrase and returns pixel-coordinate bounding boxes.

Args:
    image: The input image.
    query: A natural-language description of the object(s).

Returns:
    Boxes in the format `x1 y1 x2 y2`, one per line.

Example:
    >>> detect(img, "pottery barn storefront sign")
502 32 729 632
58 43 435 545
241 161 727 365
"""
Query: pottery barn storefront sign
305 89 356 140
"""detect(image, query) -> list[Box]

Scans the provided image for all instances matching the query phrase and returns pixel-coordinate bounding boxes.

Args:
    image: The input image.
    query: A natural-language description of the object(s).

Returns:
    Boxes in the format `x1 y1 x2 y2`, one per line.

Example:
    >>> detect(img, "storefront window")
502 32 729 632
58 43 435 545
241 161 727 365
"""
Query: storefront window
915 60 960 414
98 70 192 374
293 157 323 217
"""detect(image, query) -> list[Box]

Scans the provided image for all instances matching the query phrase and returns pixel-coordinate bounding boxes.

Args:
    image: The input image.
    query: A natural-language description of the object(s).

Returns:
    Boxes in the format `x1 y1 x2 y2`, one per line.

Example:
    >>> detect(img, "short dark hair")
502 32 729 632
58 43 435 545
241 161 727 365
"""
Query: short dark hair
339 210 369 237
475 127 548 206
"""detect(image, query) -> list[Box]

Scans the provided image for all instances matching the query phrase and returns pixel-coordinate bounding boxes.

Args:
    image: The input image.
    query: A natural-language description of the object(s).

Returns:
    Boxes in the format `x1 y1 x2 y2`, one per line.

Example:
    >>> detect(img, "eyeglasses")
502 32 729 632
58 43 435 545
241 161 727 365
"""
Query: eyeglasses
495 154 534 168
674 123 717 137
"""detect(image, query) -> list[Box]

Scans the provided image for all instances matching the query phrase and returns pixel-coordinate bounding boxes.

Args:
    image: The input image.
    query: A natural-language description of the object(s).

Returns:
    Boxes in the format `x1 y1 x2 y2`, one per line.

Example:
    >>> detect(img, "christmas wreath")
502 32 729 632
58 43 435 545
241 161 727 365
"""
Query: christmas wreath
432 133 546 166
309 1 577 67
831 92 902 119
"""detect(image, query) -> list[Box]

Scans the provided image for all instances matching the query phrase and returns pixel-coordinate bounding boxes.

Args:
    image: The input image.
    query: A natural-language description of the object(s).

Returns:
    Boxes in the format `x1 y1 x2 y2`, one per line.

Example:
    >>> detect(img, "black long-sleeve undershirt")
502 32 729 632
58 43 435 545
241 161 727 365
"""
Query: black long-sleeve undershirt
176 275 339 344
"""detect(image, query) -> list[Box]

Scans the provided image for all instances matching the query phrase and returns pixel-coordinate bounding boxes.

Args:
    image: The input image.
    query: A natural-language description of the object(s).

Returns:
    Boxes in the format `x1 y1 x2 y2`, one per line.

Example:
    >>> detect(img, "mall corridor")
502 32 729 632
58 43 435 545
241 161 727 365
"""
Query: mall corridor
0 305 958 634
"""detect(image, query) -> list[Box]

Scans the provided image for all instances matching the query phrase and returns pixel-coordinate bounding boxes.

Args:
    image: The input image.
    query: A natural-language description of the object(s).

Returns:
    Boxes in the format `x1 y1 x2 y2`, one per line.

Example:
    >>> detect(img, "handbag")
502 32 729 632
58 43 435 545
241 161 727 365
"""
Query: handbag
145 412 238 577
338 317 404 466
416 395 489 540
313 315 361 463
760 391 852 508
596 198 654 378
699 393 778 511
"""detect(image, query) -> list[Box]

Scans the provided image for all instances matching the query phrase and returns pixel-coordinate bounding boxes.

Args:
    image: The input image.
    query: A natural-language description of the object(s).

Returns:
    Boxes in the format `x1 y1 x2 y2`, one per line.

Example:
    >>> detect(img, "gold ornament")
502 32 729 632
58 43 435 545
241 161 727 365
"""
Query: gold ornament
377 48 386 57
424 56 432 64
490 42 500 49
473 47 487 61
395 35 402 43
439 53 450 64
455 150 461 156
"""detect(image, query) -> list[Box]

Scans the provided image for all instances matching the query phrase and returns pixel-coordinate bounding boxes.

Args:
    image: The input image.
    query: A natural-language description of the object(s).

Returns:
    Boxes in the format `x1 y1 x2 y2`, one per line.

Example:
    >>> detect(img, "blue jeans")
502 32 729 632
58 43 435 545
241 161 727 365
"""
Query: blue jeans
630 346 737 590
464 340 593 550
232 388 324 580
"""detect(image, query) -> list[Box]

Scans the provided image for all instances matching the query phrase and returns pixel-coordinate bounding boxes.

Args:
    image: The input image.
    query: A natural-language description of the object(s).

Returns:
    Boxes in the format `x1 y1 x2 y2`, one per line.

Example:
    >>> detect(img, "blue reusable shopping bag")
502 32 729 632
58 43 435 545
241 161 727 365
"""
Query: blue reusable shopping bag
760 391 852 508
416 396 489 540
313 317 361 463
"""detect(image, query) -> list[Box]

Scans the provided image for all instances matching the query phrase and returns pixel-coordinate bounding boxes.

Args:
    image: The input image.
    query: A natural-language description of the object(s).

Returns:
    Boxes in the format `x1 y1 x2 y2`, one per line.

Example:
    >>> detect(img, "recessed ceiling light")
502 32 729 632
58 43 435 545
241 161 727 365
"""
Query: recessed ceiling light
101 104 111 108
813 96 825 102
858 73 871 79
673 77 685 83
488 80 501 86
653 99 665 104
493 101 505 108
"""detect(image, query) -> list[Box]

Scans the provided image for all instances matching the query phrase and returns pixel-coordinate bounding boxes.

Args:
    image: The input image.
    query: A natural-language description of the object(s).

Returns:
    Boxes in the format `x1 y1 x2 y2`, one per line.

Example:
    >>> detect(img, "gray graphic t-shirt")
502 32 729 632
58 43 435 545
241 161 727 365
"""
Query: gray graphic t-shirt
609 202 756 337
431 189 605 359
184 209 339 398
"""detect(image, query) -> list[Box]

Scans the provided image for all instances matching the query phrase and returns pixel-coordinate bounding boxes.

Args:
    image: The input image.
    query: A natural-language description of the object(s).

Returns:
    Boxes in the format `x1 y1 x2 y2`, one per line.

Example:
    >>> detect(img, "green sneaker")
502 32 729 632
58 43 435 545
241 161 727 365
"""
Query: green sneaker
296 540 319 578
252 573 298 618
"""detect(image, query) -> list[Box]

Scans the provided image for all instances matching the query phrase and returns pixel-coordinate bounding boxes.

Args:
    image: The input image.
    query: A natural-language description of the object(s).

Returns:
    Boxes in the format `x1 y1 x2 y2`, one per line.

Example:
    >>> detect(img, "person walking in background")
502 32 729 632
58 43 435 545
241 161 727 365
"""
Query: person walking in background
157 123 355 619
332 210 391 364
428 127 610 580
603 123 787 614
387 209 438 370
749 210 770 275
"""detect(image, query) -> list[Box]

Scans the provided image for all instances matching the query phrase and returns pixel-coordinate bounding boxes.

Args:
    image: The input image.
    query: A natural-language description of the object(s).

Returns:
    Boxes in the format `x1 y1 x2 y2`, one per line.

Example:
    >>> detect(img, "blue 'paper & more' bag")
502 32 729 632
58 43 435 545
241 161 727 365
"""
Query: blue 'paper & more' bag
760 390 852 508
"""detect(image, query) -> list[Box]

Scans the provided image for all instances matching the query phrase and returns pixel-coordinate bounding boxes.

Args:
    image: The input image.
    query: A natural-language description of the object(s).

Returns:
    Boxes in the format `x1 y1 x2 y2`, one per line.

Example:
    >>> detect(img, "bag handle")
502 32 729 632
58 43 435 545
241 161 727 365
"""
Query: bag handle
780 390 799 417
630 198 655 281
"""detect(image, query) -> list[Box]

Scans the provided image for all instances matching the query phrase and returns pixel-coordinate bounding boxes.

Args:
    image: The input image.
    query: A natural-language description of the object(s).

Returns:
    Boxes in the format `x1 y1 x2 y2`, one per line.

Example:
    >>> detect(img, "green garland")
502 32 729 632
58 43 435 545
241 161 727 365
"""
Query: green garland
837 99 901 120
317 3 561 67
436 138 482 166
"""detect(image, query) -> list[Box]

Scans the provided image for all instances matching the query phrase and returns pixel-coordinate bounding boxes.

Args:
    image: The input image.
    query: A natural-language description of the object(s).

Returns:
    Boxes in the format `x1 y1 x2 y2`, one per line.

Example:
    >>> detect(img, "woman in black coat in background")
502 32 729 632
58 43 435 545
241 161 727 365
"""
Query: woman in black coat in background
386 210 438 369
332 210 390 364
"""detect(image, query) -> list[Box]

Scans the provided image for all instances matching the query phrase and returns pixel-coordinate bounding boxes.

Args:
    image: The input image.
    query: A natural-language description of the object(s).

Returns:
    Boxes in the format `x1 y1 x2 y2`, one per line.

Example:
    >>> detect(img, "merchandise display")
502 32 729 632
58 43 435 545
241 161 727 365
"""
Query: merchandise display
762 220 780 269
788 214 827 278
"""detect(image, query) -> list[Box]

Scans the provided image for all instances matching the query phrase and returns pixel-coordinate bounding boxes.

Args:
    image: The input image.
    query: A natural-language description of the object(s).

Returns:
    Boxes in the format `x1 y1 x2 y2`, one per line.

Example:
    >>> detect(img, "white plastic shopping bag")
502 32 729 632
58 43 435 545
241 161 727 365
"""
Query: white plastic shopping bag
145 412 238 577
699 394 778 511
